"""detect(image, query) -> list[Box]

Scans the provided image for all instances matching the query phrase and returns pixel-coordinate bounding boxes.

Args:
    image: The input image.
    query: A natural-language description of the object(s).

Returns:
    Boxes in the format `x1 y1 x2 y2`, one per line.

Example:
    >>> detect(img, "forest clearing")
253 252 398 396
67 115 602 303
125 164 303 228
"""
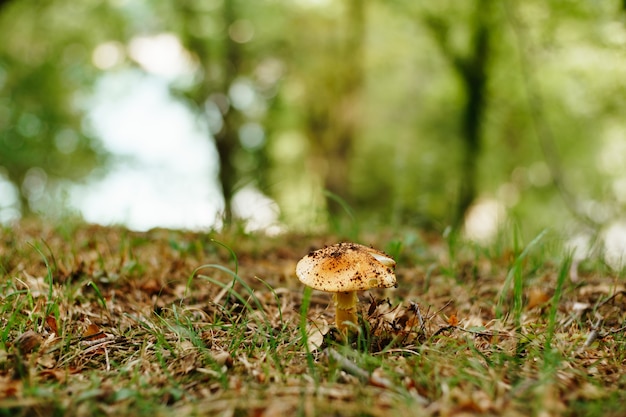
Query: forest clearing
1 221 625 416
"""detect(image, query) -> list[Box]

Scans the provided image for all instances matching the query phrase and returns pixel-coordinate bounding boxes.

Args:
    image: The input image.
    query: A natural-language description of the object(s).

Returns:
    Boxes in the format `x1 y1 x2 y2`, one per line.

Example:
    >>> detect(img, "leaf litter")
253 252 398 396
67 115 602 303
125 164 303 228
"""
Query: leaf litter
0 221 625 416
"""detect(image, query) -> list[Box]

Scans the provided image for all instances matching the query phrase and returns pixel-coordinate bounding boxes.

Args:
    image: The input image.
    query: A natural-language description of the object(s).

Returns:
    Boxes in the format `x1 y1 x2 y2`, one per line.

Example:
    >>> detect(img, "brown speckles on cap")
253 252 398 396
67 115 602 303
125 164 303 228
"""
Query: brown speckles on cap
295 242 397 292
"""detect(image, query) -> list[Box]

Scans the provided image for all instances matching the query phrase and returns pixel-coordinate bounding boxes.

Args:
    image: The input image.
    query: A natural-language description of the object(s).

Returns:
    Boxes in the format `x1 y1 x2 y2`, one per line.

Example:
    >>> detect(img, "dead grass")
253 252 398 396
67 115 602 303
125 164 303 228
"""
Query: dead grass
1 221 625 416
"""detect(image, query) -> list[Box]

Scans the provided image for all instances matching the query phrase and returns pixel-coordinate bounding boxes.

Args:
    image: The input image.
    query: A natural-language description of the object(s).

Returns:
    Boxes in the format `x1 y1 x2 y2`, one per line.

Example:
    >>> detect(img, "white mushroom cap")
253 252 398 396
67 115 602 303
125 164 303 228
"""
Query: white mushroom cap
296 242 397 292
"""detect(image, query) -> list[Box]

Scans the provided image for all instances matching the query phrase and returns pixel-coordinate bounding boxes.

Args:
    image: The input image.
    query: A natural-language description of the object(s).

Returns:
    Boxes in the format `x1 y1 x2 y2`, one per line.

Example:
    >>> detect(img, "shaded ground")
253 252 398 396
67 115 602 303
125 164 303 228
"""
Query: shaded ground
1 221 625 416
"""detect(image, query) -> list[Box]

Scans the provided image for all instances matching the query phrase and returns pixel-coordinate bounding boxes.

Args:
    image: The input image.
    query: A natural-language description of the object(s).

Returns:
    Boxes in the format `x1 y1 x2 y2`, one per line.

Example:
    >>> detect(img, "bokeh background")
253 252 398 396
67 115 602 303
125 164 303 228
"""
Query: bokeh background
2 0 626 253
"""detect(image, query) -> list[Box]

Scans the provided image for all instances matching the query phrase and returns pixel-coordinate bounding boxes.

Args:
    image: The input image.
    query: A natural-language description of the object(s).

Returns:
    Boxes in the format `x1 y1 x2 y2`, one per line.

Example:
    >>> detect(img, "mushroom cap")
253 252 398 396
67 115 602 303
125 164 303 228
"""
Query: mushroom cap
296 242 397 292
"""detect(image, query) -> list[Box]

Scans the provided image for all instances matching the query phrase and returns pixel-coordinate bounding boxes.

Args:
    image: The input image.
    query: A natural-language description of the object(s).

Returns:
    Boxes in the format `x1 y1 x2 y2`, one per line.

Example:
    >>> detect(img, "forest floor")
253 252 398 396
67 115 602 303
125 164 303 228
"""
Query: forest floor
1 221 625 417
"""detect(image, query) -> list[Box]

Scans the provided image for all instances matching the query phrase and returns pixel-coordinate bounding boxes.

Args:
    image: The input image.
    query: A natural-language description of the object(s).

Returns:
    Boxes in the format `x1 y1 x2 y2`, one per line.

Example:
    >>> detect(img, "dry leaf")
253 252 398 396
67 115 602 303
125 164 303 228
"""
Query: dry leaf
527 288 551 310
39 369 67 383
46 315 58 336
306 321 329 351
579 283 626 297
0 375 22 399
140 278 162 295
83 323 105 340
211 351 232 367
15 330 43 354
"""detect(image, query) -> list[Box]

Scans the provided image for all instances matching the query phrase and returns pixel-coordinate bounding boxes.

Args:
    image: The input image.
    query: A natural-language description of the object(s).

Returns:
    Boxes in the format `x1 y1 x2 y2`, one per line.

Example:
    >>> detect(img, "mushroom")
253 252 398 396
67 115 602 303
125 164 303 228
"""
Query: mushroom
296 242 397 333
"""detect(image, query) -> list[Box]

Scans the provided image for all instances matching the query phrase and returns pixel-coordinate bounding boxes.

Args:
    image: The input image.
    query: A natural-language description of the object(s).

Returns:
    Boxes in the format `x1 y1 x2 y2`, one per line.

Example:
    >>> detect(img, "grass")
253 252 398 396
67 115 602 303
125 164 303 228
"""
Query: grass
1 220 625 416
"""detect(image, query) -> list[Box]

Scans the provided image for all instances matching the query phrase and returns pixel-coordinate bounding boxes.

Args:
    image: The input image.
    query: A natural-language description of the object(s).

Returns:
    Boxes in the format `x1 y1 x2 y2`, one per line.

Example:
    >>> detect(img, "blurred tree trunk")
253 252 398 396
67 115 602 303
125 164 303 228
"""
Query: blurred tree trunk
456 3 491 229
307 0 365 216
177 0 241 225
215 0 242 225
424 0 494 229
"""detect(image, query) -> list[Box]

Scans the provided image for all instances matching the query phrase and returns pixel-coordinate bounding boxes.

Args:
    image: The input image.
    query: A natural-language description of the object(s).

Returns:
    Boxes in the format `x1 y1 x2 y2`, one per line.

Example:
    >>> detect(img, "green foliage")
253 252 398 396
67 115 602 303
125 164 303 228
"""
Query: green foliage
0 0 130 215
1 0 626 234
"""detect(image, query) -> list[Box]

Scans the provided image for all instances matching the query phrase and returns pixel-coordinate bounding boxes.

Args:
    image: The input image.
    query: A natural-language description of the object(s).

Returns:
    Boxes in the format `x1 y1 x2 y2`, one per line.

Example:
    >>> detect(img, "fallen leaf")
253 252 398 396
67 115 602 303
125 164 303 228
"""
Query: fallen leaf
39 369 67 383
46 315 58 336
37 350 57 369
306 320 329 351
210 351 233 367
15 330 43 354
527 288 551 310
83 323 105 340
572 382 605 401
0 375 22 399
140 278 162 295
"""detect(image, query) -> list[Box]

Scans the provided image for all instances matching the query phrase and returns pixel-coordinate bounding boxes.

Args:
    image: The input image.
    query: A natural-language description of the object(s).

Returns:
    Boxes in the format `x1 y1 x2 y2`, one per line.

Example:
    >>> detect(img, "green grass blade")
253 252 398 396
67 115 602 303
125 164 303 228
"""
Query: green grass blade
211 239 239 306
545 255 571 352
496 229 549 321
87 281 109 317
323 190 358 240
299 286 317 380
189 263 272 332
28 242 55 316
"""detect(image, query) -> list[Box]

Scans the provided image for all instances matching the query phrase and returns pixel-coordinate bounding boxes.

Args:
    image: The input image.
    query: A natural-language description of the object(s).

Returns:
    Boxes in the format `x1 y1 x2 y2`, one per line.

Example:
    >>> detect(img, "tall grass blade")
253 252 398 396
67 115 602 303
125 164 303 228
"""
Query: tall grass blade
545 255 571 352
323 190 358 240
496 229 548 320
29 242 55 316
211 239 239 306
189 264 271 331
299 286 317 380
88 281 110 317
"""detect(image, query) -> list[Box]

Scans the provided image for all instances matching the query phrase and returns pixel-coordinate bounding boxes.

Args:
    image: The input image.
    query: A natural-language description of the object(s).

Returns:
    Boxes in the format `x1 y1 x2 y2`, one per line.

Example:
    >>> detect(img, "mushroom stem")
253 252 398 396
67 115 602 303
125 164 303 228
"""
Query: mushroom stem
334 292 358 332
